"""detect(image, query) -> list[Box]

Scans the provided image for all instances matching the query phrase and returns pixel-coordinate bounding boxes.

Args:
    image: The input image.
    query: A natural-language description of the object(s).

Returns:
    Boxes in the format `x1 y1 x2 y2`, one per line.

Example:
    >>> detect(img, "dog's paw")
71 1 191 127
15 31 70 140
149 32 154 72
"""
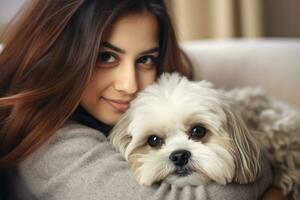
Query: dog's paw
135 174 155 186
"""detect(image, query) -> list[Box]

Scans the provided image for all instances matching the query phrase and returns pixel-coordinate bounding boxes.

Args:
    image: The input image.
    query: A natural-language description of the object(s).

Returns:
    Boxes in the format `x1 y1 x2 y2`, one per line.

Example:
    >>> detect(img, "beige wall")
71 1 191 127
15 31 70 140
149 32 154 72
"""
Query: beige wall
166 0 263 41
168 0 211 41
1 0 300 39
166 0 300 41
263 0 300 37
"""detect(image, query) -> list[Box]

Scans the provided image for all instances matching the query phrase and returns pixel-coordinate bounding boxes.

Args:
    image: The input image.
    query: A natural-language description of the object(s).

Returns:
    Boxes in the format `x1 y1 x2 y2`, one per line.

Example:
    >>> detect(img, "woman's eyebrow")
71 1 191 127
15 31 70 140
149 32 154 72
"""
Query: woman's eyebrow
140 47 159 55
101 42 159 55
102 42 125 53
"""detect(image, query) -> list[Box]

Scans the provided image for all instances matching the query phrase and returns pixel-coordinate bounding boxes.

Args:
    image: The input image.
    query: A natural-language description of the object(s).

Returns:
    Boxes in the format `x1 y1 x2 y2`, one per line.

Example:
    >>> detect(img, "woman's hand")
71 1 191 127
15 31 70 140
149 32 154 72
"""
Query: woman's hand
261 187 288 200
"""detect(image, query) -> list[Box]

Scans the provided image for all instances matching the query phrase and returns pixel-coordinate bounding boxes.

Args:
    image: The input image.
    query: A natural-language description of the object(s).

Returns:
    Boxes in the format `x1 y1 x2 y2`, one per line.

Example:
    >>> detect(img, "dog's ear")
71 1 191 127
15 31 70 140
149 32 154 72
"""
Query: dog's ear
108 111 132 159
224 103 261 184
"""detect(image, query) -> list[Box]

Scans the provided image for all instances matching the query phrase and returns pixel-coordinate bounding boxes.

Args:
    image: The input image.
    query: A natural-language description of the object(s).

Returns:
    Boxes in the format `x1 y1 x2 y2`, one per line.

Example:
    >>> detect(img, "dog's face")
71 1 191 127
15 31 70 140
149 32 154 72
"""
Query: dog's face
109 73 261 186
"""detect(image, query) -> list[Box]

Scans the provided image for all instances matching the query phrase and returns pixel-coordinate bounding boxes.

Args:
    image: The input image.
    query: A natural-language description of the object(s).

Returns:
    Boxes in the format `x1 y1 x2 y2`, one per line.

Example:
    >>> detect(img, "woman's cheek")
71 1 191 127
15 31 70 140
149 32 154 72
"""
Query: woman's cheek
138 70 157 90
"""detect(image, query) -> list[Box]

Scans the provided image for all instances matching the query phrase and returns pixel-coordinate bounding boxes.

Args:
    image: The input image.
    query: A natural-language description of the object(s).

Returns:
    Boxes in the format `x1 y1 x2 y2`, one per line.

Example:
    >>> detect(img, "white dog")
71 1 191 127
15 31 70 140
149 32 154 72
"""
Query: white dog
109 73 300 199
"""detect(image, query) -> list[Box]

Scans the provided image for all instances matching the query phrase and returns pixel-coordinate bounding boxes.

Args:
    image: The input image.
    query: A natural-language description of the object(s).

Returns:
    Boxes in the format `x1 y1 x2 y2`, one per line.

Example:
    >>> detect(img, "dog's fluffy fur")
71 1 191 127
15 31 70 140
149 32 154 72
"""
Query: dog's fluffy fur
109 73 300 199
226 87 300 199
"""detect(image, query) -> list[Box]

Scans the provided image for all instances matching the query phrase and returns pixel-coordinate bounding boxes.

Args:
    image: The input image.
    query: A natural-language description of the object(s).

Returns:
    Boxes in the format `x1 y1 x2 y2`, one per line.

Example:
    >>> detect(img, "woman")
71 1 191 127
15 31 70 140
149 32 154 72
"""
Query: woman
0 0 282 199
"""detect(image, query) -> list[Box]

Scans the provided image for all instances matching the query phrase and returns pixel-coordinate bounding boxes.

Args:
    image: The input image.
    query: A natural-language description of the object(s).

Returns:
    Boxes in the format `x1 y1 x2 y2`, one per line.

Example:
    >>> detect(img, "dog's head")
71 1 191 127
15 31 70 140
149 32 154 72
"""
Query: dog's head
109 73 261 186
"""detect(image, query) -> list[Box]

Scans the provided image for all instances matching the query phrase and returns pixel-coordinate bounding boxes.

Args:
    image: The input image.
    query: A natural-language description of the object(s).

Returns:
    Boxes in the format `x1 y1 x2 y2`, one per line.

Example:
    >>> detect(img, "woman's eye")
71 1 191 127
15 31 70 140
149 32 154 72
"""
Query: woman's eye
137 55 158 69
98 52 117 64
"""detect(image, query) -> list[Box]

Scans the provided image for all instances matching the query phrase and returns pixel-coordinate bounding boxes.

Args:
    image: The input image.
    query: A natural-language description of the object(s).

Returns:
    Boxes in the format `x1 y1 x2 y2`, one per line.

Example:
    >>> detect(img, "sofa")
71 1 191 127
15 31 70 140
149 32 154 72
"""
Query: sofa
181 38 300 110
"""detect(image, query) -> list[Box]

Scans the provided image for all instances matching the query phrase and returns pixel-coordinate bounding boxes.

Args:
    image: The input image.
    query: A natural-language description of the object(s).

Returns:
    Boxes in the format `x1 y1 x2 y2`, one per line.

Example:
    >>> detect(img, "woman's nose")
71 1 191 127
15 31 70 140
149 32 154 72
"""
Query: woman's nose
114 61 138 95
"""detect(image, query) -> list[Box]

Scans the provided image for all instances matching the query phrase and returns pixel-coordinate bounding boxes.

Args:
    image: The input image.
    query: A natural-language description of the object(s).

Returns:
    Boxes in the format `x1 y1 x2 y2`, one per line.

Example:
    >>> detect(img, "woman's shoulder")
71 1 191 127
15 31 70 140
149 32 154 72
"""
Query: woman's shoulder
19 121 108 170
18 121 111 182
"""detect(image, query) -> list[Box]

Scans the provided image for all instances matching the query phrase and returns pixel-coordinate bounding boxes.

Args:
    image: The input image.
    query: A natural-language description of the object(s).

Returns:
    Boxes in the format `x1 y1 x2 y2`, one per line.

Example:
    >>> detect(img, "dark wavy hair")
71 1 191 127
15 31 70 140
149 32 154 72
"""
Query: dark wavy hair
0 0 194 169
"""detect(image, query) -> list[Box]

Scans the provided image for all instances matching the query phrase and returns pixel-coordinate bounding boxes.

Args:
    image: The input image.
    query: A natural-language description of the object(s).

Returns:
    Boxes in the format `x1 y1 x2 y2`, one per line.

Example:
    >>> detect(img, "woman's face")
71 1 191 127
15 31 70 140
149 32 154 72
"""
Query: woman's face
80 12 159 125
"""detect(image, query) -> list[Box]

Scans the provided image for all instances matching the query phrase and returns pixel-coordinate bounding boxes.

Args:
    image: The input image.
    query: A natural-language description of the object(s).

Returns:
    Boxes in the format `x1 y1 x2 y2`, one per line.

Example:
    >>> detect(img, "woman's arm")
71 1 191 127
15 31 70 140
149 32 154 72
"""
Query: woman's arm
17 123 273 200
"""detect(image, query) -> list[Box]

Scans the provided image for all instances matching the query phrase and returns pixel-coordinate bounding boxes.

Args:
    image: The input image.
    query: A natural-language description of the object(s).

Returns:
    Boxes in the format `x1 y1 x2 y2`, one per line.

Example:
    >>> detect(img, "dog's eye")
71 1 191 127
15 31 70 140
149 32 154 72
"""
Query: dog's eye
147 135 163 147
189 125 206 140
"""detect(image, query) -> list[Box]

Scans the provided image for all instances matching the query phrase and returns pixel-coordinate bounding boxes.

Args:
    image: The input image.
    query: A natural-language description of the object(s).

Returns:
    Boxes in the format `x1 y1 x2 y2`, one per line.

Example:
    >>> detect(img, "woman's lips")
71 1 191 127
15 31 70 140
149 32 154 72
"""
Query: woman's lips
102 97 130 112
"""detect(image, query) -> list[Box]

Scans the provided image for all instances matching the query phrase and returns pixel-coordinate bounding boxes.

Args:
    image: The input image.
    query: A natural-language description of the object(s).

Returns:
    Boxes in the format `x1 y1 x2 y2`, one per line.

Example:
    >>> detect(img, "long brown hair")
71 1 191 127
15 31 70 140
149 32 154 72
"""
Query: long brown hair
0 0 193 169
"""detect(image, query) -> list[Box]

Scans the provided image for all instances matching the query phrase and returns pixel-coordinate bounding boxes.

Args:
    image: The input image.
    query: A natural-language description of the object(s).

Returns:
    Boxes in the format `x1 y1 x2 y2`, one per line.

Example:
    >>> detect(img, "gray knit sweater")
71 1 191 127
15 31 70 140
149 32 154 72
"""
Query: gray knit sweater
8 121 272 200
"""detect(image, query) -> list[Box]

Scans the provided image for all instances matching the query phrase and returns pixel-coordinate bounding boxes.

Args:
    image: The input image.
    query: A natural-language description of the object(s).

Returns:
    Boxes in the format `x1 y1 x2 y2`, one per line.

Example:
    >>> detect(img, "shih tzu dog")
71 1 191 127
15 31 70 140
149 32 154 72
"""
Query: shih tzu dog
110 73 261 186
109 73 262 187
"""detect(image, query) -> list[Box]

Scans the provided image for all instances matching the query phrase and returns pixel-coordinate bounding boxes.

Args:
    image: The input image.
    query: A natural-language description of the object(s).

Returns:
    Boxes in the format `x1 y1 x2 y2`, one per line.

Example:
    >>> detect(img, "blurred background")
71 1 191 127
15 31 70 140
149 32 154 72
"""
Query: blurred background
1 0 300 41
165 0 300 41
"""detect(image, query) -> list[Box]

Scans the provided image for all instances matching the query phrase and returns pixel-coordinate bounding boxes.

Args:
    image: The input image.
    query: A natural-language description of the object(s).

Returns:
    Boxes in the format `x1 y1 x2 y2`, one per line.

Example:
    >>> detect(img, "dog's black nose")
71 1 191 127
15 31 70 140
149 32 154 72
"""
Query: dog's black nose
169 150 191 166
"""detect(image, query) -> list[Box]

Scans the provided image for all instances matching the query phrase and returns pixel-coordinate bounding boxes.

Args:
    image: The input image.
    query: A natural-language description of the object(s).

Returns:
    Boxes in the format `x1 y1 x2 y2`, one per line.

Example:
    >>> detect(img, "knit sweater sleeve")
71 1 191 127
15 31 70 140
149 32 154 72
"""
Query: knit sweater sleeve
18 122 273 200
